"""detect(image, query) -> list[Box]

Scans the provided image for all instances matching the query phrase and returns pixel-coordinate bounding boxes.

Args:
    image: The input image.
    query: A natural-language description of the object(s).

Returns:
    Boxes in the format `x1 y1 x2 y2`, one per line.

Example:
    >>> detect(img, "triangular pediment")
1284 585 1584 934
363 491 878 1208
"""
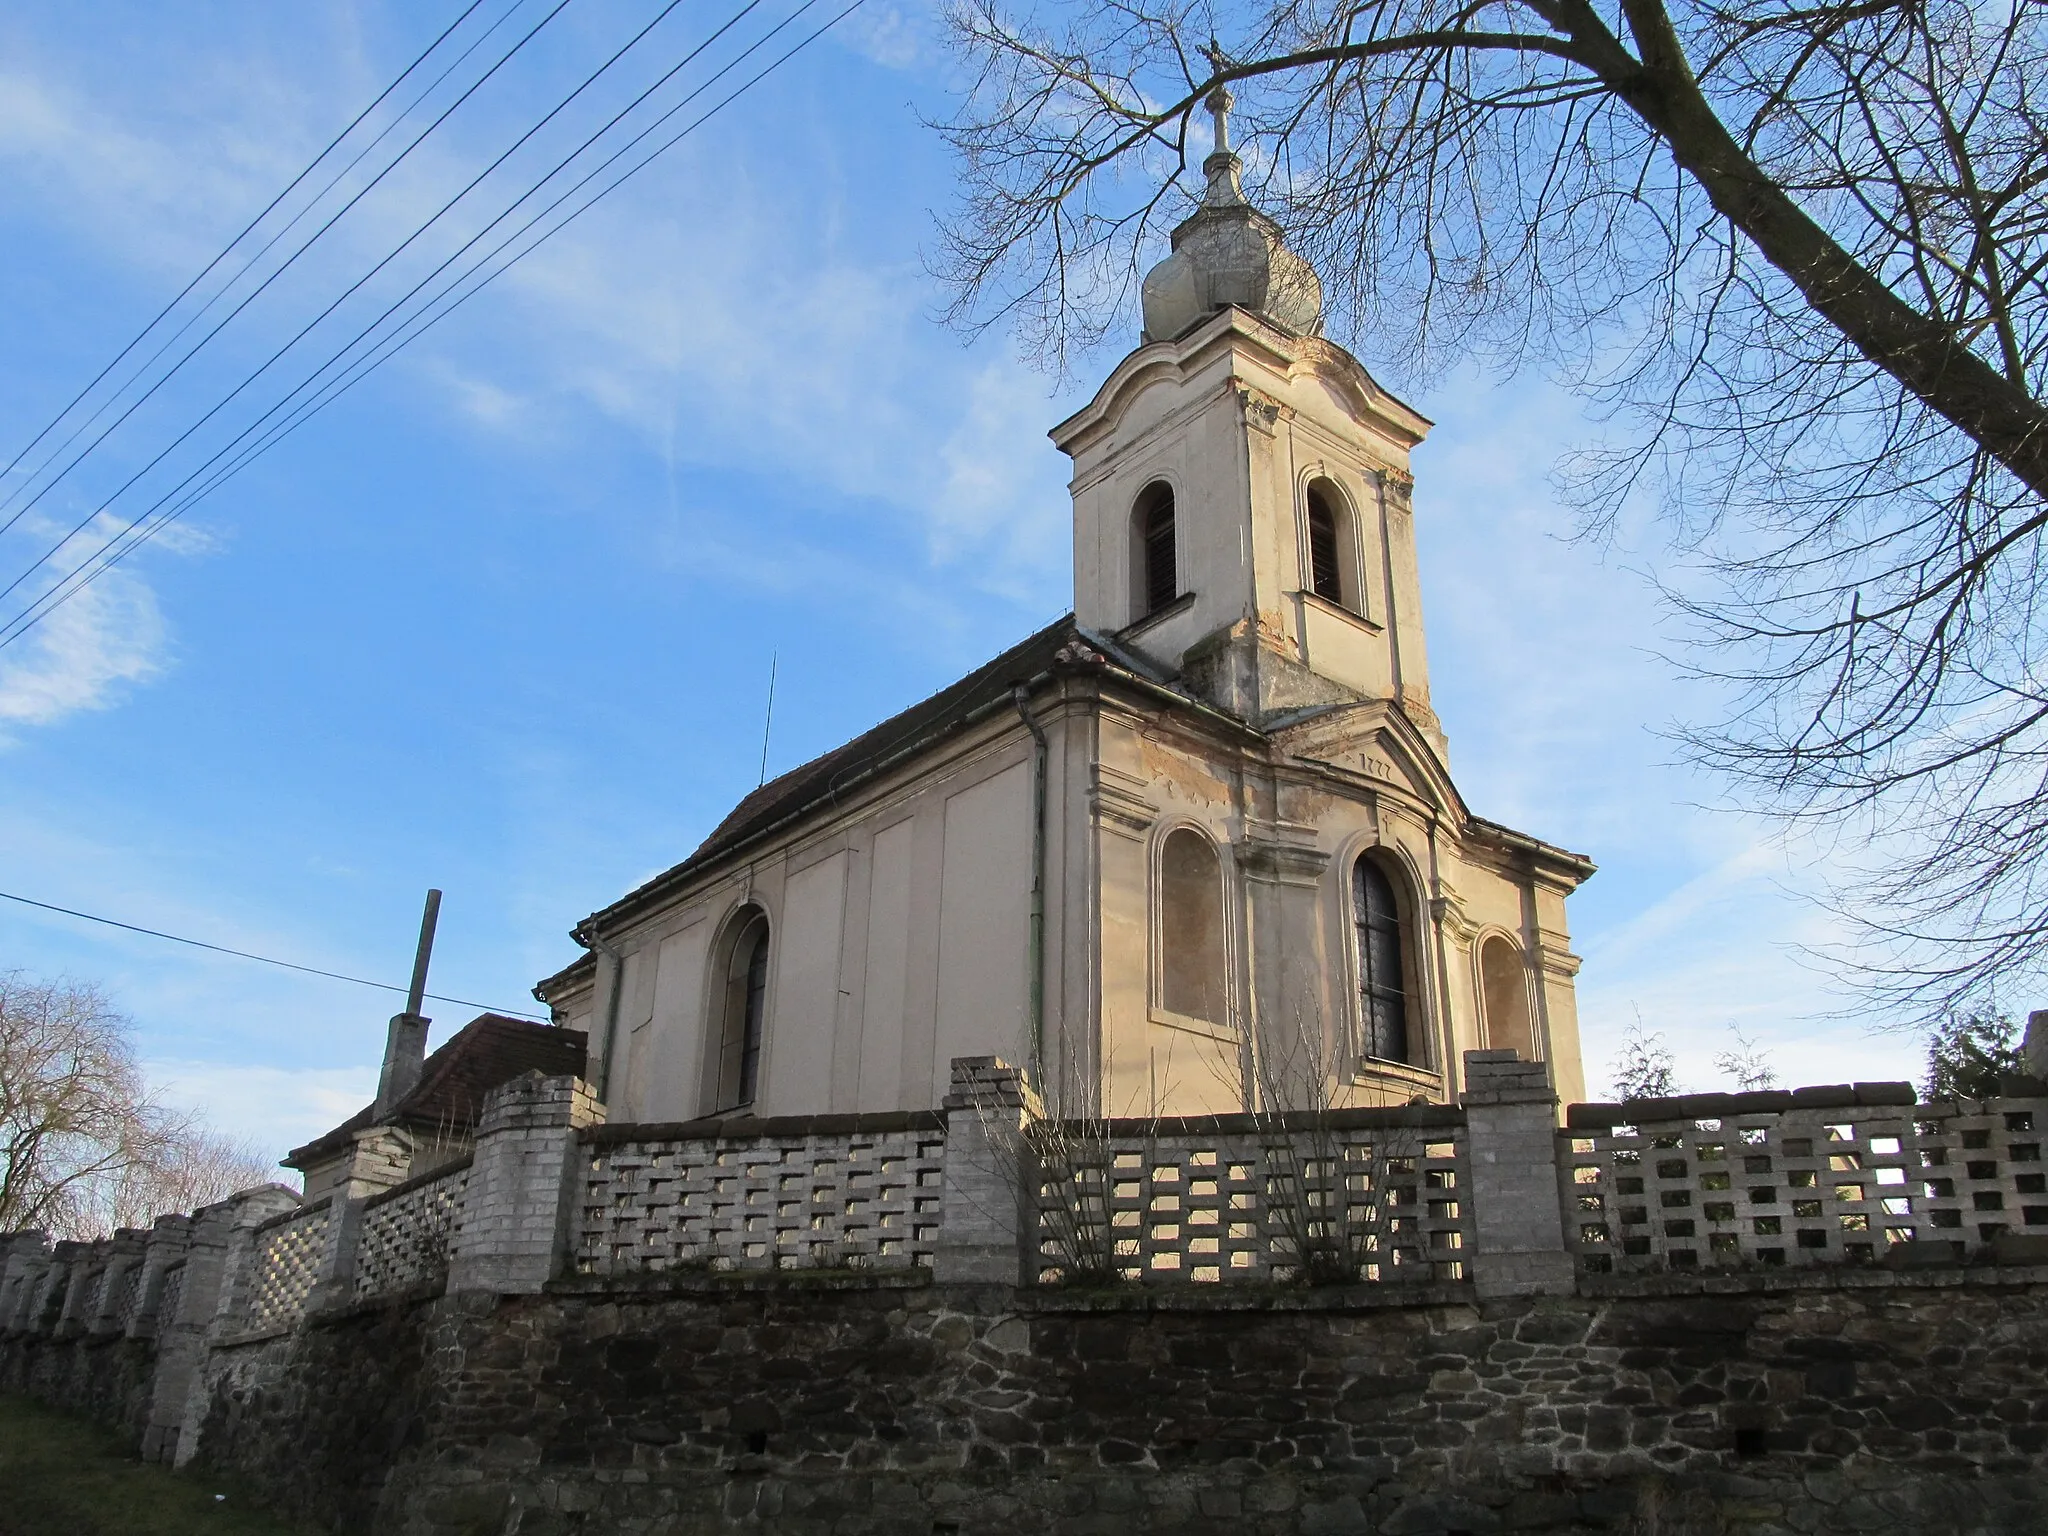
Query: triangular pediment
1269 699 1466 818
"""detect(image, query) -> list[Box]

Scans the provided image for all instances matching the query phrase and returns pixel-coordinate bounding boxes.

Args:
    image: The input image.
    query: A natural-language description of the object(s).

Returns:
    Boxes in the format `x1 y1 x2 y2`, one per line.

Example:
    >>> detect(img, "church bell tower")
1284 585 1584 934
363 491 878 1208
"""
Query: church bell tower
1053 88 1444 745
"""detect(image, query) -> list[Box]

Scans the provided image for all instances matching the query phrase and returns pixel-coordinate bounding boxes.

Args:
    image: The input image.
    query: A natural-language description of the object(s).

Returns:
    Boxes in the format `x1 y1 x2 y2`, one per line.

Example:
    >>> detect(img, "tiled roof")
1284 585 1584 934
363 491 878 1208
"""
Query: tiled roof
283 1014 586 1169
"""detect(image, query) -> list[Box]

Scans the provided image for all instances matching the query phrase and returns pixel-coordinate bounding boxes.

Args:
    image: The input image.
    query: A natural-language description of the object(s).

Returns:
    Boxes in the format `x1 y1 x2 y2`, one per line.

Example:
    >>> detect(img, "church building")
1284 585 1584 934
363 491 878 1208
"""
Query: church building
534 96 1594 1120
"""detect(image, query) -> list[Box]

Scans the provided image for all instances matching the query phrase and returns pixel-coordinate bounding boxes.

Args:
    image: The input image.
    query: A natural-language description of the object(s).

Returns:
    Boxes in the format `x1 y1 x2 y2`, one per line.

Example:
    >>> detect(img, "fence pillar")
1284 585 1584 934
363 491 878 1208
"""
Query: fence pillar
88 1230 149 1336
1461 1049 1575 1299
0 1231 52 1333
127 1215 191 1342
936 1057 1039 1286
50 1241 94 1338
142 1186 296 1466
309 1125 415 1310
445 1072 605 1297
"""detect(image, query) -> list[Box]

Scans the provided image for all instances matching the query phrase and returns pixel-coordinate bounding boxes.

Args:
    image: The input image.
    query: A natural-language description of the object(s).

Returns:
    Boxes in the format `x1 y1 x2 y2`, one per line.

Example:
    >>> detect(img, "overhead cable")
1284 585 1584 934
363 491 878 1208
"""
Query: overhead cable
0 0 538 528
0 0 499 518
0 0 866 652
0 0 580 579
0 888 549 1020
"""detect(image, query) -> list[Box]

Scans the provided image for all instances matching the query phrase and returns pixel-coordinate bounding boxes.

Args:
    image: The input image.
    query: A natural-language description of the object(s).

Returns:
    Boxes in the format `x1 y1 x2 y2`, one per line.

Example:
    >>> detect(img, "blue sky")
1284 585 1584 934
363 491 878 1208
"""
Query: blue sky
0 0 1923 1168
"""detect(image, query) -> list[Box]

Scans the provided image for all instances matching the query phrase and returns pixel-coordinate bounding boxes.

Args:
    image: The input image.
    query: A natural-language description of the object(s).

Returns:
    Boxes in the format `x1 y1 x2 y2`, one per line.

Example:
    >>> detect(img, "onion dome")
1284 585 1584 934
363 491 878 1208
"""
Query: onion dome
1140 86 1324 343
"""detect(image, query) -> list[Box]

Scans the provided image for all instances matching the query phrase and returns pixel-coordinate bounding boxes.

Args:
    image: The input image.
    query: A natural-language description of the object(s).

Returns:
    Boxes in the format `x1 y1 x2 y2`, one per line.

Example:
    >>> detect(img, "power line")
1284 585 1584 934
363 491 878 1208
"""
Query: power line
0 0 535 527
0 888 548 1020
0 0 712 617
0 0 581 585
0 0 865 651
0 0 498 517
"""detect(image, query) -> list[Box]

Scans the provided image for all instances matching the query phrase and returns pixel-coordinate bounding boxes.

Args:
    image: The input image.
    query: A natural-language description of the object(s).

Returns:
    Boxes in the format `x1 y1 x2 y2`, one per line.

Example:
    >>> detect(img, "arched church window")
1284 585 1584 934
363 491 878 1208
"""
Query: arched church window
1480 935 1536 1061
1159 828 1227 1024
1305 479 1352 610
713 907 770 1112
1134 482 1179 618
1352 856 1412 1064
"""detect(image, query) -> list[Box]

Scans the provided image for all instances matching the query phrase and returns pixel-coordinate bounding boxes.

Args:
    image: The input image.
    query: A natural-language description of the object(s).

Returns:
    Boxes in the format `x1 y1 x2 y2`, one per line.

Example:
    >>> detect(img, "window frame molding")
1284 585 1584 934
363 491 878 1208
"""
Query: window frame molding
1128 474 1185 625
1335 833 1440 1080
1146 817 1240 1044
699 895 777 1117
1294 467 1372 623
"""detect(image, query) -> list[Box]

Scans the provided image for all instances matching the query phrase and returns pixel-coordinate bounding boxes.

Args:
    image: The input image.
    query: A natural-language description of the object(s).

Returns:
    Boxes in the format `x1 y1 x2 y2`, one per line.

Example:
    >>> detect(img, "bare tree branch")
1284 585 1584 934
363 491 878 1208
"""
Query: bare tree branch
0 970 272 1239
936 0 2048 1019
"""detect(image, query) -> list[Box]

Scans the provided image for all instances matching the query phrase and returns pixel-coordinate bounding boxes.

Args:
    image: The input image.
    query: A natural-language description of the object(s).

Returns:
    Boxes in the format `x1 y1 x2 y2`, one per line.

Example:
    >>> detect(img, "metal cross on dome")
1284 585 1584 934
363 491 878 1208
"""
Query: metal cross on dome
1201 40 1235 157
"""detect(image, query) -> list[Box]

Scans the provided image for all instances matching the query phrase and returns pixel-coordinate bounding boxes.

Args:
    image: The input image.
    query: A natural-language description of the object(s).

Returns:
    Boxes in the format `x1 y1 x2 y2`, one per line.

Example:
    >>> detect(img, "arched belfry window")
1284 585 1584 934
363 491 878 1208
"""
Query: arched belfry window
1133 481 1178 619
1159 828 1227 1024
1480 935 1536 1061
1352 857 1412 1065
713 907 770 1111
1305 479 1352 610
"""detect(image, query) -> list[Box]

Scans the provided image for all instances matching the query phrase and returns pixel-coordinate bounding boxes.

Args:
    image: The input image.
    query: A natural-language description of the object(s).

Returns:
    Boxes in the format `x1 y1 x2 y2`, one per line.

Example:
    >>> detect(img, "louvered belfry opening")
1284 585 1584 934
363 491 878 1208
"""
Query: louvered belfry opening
1137 482 1178 616
1307 483 1344 605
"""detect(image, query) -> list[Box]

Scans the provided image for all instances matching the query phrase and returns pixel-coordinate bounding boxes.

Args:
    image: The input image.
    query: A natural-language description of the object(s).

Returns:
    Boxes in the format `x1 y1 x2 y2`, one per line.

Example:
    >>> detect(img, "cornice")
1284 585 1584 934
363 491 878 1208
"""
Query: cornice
1237 816 1330 886
1050 307 1431 457
1091 764 1158 842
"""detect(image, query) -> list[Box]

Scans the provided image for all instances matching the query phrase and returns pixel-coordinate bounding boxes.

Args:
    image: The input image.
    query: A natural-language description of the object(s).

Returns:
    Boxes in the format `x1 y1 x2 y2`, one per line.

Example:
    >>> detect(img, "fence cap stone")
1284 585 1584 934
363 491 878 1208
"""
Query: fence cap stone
1459 1049 1553 1107
1565 1080 1917 1129
478 1071 606 1133
943 1056 1041 1114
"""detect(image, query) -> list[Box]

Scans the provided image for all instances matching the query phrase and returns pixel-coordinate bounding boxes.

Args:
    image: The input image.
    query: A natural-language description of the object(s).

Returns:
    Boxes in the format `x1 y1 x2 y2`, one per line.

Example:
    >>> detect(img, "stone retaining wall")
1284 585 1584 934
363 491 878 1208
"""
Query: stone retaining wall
179 1266 2048 1535
10 1055 2048 1533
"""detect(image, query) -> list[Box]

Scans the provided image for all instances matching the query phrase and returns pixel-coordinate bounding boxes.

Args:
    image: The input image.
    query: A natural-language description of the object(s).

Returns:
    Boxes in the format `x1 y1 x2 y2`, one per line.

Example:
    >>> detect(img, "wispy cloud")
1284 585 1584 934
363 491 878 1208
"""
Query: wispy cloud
430 162 1076 596
0 568 168 732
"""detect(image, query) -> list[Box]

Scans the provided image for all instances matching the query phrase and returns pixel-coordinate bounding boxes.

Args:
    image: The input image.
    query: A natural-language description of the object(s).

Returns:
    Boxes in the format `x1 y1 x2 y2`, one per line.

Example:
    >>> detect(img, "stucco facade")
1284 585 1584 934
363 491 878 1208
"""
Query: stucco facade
534 297 1593 1120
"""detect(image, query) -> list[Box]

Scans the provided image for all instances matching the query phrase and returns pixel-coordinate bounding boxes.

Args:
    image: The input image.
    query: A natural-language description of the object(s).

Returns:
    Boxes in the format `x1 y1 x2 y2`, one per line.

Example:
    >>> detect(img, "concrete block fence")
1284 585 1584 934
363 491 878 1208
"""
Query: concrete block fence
5 1050 2045 1472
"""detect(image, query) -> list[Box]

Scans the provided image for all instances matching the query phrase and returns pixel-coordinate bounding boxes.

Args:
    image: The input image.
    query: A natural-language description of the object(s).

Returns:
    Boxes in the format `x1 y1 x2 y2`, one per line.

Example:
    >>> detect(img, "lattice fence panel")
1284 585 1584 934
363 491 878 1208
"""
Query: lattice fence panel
1565 1106 1927 1272
1910 1099 2048 1248
109 1264 142 1330
355 1166 469 1298
1033 1124 1470 1285
153 1262 185 1330
83 1263 112 1319
579 1129 947 1274
243 1205 330 1333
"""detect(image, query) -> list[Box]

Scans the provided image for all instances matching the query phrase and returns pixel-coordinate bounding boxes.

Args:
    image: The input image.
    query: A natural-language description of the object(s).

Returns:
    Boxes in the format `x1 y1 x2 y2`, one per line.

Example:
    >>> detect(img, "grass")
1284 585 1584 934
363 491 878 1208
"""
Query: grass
0 1394 312 1536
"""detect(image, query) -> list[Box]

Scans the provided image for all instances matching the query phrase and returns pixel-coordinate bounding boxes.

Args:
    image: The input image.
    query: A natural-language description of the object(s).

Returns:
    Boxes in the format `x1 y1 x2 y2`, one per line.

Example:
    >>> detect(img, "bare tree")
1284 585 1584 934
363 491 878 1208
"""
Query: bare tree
0 971 271 1239
937 0 2048 1017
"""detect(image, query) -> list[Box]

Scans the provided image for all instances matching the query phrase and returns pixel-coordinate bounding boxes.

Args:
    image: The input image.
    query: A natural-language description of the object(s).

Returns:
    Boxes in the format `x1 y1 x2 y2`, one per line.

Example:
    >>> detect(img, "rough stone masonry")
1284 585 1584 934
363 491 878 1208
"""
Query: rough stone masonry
6 1054 2048 1534
166 1268 2048 1534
